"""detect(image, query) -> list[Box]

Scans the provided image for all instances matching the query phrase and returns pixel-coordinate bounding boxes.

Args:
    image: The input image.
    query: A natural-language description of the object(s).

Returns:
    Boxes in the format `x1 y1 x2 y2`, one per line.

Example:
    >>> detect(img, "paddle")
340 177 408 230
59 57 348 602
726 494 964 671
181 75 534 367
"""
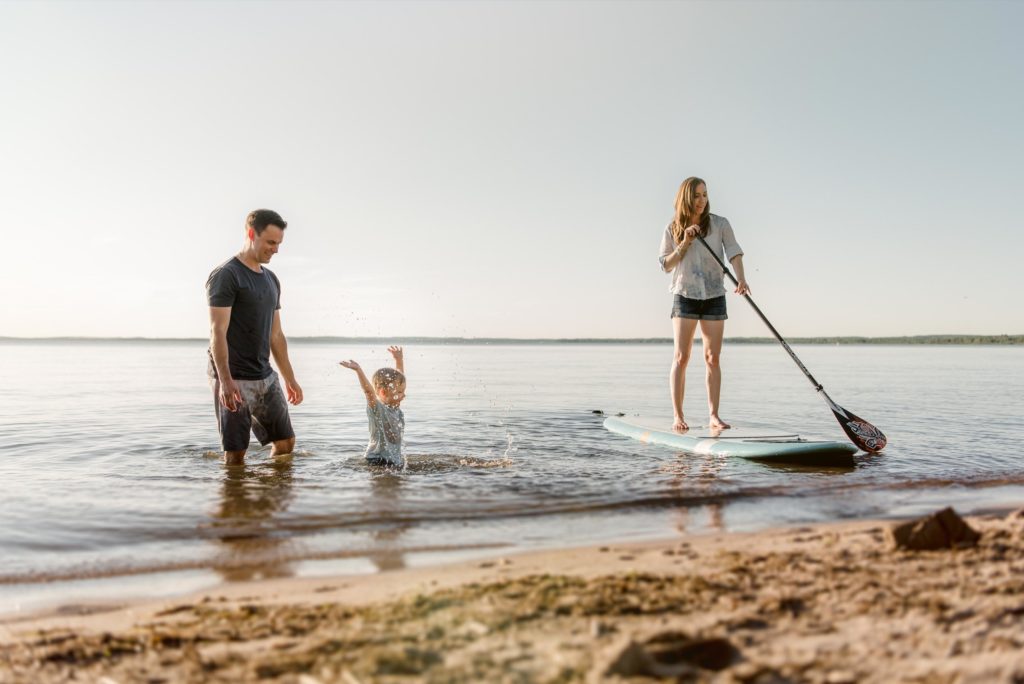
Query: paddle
694 235 887 452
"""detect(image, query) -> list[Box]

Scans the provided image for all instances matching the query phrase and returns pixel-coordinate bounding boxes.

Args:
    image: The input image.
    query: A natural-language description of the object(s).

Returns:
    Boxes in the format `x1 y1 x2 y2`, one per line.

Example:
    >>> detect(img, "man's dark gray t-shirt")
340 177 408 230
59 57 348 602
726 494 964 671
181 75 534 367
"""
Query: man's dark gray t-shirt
206 257 281 380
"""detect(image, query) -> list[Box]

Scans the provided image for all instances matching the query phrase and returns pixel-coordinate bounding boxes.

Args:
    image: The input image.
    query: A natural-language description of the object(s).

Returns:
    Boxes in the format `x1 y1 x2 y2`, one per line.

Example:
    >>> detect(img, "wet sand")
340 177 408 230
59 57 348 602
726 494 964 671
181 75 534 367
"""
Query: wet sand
2 509 1023 683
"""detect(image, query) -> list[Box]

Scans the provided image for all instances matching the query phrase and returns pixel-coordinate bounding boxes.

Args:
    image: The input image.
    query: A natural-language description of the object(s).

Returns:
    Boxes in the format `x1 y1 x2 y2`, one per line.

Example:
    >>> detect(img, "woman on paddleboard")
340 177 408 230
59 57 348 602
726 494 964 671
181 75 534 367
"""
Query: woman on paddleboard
658 177 750 432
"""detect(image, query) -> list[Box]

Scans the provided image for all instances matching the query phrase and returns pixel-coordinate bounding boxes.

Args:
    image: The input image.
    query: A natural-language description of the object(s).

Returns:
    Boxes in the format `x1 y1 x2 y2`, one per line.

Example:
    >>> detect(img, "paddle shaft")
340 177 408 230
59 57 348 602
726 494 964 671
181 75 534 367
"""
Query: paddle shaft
694 236 824 393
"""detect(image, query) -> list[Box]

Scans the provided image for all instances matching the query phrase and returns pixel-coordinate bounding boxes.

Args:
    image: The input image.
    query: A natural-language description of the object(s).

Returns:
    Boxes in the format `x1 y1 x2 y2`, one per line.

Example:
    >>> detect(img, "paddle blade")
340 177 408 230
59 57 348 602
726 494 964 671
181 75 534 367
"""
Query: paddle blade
833 408 887 452
820 391 887 452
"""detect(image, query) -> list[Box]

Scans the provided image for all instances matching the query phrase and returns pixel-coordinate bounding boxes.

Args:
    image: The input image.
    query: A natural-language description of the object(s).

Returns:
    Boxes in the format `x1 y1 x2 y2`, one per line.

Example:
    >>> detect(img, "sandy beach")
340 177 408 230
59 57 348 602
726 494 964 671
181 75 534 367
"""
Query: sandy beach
2 508 1023 683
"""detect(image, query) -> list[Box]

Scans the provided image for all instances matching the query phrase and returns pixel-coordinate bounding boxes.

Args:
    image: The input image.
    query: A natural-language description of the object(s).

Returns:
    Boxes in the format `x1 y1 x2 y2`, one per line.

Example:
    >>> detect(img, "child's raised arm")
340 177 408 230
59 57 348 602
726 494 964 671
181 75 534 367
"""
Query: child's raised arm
339 360 376 406
387 345 405 376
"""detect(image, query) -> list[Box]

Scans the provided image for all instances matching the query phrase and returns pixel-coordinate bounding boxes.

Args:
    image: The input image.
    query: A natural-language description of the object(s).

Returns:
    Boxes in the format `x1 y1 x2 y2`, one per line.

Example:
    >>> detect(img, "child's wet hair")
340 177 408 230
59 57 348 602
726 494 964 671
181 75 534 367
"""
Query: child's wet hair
372 367 406 391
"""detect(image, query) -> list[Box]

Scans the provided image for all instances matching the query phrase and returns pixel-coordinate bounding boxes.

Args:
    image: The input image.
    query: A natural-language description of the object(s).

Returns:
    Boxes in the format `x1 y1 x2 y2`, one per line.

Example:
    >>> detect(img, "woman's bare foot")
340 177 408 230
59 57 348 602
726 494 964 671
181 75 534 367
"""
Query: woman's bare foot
709 415 731 430
673 416 689 432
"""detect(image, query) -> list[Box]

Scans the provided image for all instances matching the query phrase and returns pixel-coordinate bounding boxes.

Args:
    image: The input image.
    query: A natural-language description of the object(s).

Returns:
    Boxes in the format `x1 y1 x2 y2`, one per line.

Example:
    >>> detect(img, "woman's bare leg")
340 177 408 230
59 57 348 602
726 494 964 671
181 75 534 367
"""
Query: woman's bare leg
671 317 699 431
699 319 731 429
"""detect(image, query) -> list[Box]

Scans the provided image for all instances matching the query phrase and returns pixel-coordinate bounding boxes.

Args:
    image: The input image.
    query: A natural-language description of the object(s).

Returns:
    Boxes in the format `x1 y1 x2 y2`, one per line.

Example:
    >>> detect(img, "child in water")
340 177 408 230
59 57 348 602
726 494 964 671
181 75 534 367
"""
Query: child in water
339 346 406 467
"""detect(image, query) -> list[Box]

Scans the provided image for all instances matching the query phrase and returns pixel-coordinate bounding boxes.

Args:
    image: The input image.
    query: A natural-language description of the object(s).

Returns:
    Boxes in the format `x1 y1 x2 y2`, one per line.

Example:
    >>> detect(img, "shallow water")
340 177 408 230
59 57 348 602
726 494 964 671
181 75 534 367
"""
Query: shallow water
1 340 1022 614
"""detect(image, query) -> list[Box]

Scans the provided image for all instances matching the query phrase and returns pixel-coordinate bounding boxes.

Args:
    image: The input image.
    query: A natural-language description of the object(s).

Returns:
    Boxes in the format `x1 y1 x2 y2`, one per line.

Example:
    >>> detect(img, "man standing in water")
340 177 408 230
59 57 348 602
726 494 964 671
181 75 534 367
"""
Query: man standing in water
206 209 303 465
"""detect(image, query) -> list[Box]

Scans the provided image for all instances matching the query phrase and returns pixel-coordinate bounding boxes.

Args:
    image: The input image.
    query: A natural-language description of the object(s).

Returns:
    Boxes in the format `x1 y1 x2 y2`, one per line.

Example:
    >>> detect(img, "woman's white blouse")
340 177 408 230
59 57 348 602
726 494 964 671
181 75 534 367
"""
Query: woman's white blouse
658 214 743 299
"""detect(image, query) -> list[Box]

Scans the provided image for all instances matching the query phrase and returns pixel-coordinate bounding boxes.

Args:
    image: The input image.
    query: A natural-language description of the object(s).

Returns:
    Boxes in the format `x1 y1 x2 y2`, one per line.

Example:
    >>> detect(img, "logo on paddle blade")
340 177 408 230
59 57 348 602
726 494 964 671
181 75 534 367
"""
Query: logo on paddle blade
846 420 886 451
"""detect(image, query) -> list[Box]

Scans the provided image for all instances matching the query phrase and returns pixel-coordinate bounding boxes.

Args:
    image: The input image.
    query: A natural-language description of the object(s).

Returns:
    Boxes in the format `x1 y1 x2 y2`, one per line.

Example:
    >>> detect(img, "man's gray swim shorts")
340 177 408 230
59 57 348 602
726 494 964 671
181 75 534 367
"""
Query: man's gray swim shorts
209 368 294 452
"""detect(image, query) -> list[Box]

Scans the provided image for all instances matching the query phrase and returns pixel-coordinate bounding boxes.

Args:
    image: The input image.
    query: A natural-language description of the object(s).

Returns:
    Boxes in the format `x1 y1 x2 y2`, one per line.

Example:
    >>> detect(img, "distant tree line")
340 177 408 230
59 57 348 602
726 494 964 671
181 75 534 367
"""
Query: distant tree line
1 335 1022 345
725 335 1024 345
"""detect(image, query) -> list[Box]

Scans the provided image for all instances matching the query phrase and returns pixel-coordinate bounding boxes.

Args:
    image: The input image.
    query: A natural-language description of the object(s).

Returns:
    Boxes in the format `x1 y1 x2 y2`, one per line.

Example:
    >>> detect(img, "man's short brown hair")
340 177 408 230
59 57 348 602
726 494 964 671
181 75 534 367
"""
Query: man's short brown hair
246 209 287 235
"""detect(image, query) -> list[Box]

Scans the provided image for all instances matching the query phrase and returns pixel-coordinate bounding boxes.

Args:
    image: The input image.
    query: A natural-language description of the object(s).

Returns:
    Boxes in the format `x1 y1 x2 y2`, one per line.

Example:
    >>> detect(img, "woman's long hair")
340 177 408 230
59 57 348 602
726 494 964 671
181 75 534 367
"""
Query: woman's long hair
672 177 710 243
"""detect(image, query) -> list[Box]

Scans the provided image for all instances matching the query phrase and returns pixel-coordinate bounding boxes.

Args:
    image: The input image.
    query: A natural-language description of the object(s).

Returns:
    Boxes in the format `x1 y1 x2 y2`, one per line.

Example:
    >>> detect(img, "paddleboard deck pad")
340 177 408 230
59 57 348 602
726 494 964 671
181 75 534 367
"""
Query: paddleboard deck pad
604 416 858 466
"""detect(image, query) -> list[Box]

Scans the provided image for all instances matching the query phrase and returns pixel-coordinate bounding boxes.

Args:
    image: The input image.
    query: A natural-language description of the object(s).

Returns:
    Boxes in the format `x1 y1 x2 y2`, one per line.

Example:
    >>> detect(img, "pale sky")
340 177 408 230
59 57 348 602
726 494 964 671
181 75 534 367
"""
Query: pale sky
1 0 1020 339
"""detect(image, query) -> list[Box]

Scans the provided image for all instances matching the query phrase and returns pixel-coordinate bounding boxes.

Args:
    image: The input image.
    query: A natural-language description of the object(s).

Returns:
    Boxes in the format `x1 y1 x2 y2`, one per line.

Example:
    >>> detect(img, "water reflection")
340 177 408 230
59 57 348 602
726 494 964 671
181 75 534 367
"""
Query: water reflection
209 454 296 581
365 469 410 571
660 452 726 533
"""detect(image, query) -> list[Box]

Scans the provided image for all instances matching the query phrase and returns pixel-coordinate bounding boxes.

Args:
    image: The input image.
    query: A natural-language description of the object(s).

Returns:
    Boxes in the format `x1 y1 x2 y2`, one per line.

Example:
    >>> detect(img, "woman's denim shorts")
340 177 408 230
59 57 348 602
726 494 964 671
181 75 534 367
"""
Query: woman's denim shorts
671 294 728 321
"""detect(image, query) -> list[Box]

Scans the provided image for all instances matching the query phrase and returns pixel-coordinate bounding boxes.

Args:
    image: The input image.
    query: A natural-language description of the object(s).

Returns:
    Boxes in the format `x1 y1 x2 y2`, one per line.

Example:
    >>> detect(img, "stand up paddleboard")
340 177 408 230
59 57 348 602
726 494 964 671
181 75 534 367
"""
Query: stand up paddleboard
604 415 858 466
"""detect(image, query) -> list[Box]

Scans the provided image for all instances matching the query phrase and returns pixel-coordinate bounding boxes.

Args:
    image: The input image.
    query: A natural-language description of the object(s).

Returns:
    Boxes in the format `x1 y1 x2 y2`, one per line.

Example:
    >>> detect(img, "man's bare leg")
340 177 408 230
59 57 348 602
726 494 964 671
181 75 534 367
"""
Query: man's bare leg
225 450 246 466
271 437 295 457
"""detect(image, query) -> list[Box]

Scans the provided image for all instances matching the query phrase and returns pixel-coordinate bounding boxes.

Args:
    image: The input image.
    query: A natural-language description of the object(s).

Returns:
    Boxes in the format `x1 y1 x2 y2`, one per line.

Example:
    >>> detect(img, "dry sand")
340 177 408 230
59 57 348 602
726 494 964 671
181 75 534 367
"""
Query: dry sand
2 509 1023 683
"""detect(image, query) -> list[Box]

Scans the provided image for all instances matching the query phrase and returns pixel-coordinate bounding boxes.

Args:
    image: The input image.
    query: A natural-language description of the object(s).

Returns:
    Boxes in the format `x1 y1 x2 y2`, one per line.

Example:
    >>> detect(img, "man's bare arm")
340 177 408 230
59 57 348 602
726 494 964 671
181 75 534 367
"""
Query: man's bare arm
270 311 303 405
209 306 241 411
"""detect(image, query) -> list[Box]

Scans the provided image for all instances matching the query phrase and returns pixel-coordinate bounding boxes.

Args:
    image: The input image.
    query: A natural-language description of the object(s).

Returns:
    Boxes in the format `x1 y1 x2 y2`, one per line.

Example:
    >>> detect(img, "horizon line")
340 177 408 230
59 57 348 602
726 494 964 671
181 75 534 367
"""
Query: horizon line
1 334 1022 345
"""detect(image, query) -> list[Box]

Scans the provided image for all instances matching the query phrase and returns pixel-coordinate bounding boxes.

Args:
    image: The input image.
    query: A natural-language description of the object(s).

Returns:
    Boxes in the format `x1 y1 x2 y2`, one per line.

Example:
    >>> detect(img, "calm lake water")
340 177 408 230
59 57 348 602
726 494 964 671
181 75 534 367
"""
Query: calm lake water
1 340 1022 615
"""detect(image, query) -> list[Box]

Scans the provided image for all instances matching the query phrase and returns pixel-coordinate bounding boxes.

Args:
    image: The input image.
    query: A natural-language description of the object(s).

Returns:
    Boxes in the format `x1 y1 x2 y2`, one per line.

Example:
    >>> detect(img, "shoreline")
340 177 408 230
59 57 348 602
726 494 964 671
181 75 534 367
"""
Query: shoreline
5 494 1024 623
3 509 1023 682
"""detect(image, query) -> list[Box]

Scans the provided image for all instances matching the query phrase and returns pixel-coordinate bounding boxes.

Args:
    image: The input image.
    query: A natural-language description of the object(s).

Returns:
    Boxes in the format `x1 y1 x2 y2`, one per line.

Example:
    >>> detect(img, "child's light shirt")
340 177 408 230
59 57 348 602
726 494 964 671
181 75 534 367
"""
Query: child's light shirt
658 213 743 299
365 399 405 466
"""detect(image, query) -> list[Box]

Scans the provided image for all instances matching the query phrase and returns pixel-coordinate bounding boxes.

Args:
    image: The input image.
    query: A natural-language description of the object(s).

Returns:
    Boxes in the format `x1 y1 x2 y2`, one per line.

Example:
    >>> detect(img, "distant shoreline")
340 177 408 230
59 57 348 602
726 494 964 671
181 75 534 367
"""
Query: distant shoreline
1 335 1022 345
